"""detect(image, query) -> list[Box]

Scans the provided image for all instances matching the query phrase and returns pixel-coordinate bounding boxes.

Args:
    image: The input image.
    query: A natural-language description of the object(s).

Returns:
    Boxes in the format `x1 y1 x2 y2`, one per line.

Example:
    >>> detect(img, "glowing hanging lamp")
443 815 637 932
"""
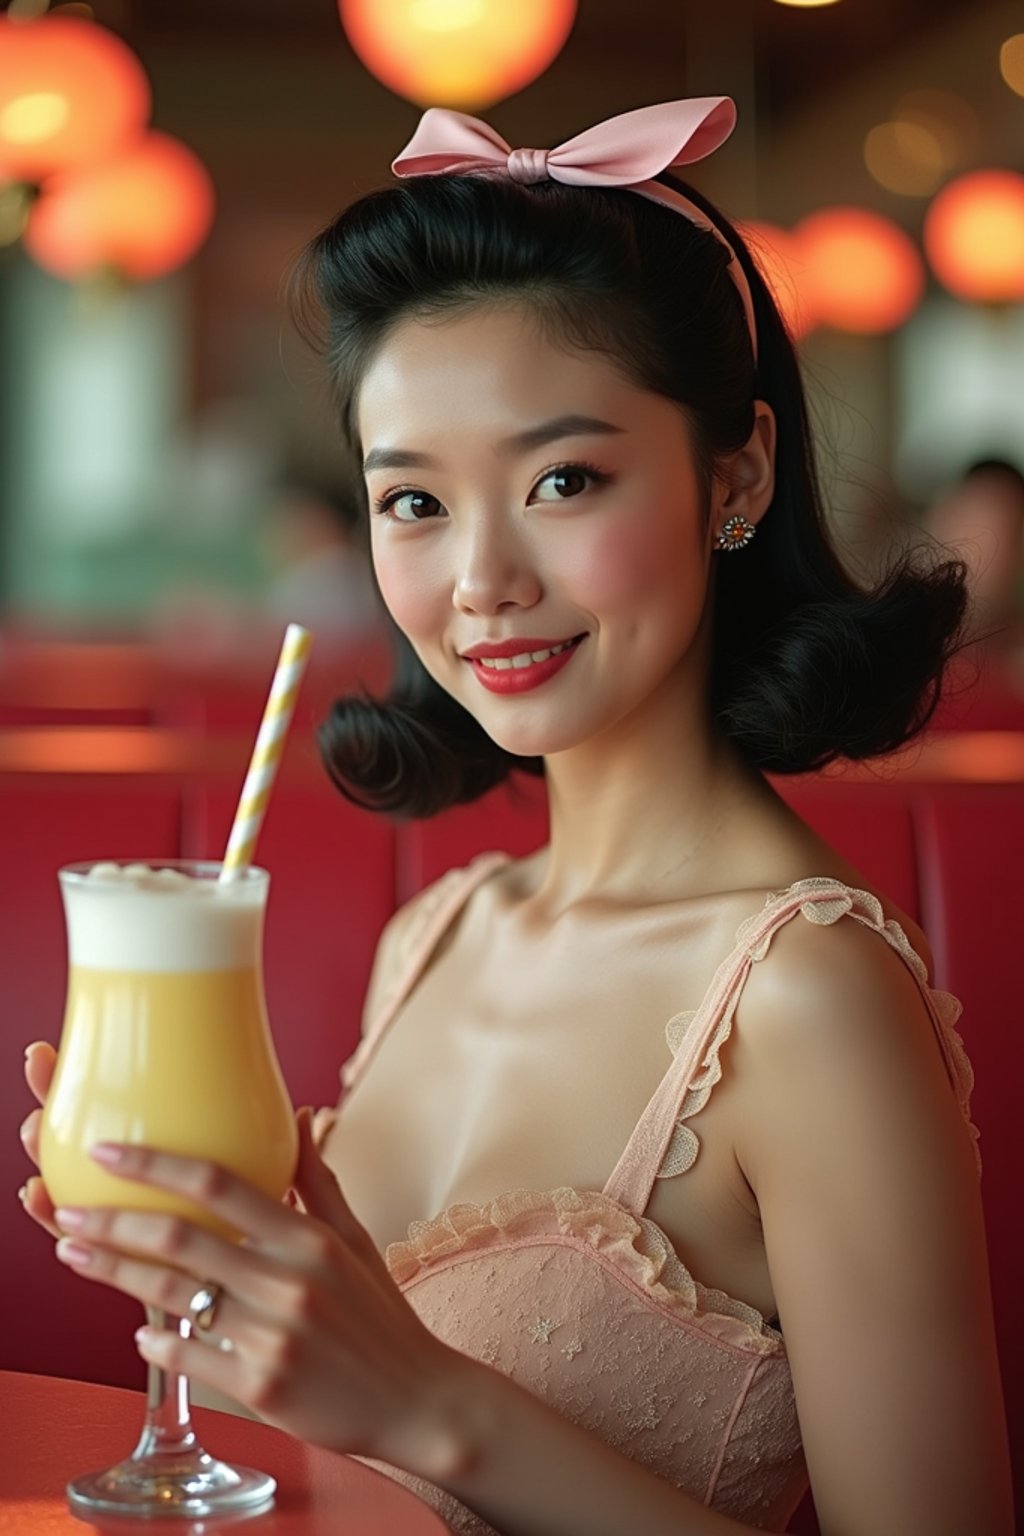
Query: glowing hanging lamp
923 169 1024 303
338 0 577 109
795 206 924 334
23 130 215 283
740 220 815 340
0 14 150 185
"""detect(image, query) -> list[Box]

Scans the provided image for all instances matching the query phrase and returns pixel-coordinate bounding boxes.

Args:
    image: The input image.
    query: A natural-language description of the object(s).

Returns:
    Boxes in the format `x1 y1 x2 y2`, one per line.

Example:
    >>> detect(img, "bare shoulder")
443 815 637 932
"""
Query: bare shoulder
730 893 965 1183
736 890 939 1063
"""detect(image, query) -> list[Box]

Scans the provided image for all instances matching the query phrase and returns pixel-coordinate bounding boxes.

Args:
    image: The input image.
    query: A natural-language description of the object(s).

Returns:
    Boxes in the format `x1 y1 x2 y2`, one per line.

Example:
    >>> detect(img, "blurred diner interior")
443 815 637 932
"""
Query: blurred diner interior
2 0 1024 1529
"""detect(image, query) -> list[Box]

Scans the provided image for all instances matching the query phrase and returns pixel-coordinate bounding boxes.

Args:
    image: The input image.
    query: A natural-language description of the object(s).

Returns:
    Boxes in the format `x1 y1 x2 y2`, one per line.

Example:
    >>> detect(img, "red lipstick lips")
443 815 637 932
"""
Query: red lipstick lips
462 634 586 695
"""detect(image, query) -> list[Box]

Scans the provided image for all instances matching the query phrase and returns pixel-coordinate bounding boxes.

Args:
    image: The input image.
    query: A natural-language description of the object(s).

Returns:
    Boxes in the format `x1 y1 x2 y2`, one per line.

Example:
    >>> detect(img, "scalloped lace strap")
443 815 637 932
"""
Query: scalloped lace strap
341 850 511 1094
602 878 980 1217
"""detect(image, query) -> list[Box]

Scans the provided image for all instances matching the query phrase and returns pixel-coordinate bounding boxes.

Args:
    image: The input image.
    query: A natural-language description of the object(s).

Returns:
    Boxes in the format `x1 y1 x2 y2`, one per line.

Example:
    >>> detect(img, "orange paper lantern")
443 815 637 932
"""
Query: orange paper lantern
339 0 577 109
0 15 150 184
24 130 215 283
739 219 815 340
795 206 924 334
923 169 1024 303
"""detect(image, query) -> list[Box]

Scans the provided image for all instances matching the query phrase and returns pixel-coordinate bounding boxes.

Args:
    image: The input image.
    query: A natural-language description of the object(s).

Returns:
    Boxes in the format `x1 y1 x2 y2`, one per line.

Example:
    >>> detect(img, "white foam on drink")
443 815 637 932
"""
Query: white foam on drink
63 864 266 972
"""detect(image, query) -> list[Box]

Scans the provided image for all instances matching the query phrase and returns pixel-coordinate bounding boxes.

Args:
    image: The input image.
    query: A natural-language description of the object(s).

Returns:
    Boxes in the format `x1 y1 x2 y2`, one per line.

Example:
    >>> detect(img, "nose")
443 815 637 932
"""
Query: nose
451 513 542 616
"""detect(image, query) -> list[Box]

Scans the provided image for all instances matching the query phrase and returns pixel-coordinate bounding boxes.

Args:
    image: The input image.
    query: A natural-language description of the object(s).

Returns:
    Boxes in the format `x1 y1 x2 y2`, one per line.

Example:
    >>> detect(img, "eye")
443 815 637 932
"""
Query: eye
530 461 612 503
373 487 445 523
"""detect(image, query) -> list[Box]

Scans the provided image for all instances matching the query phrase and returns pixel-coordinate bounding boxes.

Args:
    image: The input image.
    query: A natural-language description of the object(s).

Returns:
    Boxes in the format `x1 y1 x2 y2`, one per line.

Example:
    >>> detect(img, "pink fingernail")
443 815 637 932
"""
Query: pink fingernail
17 1185 28 1205
54 1206 86 1229
90 1143 125 1166
56 1237 92 1267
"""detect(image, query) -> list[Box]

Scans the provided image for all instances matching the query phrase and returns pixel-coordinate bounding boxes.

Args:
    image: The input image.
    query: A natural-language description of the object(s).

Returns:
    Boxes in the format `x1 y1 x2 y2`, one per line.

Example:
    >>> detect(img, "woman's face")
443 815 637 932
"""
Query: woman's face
356 303 716 760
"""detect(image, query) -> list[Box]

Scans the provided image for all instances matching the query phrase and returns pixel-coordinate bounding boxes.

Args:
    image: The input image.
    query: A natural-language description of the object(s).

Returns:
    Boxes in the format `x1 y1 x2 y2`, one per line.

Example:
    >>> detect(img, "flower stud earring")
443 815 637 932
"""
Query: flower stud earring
714 515 756 551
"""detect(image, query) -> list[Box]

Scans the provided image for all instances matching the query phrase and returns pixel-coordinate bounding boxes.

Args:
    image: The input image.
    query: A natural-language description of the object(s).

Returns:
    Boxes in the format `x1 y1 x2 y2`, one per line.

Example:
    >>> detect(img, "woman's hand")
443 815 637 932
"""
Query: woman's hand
47 1111 461 1472
19 1041 59 1236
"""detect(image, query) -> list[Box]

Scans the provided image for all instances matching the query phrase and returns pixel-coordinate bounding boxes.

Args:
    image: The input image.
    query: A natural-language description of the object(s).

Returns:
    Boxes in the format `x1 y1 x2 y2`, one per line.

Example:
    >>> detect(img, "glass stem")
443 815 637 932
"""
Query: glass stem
133 1306 199 1461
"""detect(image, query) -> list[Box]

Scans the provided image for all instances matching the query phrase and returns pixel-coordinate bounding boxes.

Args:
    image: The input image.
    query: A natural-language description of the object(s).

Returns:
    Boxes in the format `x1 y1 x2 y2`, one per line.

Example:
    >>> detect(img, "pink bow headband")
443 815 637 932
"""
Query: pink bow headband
391 97 758 365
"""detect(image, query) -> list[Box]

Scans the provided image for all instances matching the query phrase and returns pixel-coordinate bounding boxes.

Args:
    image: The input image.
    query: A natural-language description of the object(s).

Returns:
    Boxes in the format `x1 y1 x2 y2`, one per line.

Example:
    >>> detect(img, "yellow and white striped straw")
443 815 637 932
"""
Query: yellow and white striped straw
219 623 313 882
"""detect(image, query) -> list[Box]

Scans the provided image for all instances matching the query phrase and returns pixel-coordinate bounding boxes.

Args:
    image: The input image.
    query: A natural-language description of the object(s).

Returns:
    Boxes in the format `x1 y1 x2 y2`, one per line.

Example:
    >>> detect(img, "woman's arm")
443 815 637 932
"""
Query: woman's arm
729 914 1013 1536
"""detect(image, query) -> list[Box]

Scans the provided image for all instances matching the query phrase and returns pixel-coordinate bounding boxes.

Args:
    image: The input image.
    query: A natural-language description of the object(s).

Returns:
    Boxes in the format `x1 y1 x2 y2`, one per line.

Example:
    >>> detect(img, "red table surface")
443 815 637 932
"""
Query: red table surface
0 1371 450 1536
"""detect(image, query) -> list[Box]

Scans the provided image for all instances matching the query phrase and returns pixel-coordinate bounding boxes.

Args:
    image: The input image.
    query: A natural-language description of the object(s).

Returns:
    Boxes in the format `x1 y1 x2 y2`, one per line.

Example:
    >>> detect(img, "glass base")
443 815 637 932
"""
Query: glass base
67 1446 275 1520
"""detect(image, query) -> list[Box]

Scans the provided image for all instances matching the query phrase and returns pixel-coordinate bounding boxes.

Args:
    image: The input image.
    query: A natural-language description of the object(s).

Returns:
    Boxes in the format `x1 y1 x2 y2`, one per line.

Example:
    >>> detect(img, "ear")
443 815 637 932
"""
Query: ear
711 401 776 537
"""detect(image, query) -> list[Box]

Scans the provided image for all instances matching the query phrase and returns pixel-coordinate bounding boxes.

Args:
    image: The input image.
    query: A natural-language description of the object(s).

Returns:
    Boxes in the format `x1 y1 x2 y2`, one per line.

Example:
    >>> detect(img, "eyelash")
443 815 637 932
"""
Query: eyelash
371 459 614 522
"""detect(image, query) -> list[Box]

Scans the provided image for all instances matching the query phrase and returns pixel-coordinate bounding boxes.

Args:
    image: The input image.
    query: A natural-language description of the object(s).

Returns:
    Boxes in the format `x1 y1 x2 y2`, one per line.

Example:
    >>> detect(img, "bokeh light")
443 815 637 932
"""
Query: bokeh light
1000 34 1024 97
892 88 979 173
864 119 945 197
739 220 815 340
338 0 577 108
0 14 150 184
796 207 924 334
923 169 1024 303
24 130 215 283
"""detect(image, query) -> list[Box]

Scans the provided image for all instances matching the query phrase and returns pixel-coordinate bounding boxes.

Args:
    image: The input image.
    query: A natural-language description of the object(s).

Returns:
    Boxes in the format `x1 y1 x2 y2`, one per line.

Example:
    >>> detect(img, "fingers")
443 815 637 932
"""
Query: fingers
293 1110 368 1244
133 1315 318 1432
311 1105 337 1150
133 1320 256 1410
49 1200 350 1377
53 1221 271 1352
19 1039 56 1168
19 1174 60 1238
20 1047 57 1228
81 1143 328 1265
19 1106 42 1170
24 1041 56 1103
50 1202 293 1319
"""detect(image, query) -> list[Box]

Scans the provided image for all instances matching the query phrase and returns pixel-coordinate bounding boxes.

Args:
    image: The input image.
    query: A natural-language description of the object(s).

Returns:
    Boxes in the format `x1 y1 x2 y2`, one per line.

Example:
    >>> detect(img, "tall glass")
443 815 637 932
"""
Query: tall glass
39 859 299 1518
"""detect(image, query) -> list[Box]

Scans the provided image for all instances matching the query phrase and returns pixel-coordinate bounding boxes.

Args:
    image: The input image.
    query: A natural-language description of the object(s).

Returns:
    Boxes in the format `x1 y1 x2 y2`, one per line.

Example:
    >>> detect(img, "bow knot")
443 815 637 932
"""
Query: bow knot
506 146 549 185
391 98 758 363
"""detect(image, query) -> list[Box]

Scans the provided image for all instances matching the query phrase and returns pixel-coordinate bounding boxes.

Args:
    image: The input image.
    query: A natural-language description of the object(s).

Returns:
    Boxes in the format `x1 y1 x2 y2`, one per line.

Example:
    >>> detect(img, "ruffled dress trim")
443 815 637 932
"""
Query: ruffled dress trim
385 1184 786 1357
657 876 982 1184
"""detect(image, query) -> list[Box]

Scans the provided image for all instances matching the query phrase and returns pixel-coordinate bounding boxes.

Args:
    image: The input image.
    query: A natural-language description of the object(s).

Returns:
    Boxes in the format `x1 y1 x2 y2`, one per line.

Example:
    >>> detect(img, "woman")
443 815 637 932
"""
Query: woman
21 98 1013 1535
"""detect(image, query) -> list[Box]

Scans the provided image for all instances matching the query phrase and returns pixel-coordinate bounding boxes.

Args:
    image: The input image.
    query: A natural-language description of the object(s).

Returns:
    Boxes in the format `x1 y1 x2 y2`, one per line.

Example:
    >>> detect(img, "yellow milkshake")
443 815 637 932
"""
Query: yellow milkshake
40 861 297 1238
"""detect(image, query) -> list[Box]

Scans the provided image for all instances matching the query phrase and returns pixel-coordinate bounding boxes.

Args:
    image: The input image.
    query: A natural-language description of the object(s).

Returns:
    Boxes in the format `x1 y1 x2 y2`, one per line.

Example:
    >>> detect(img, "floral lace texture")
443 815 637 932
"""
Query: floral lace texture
386 1184 784 1354
380 1186 805 1534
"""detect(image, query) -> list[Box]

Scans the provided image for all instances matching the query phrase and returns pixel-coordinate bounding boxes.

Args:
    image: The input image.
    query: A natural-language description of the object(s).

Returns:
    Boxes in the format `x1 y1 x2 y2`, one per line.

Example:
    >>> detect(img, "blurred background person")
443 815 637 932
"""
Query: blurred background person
925 458 1024 726
927 459 1024 642
262 476 384 642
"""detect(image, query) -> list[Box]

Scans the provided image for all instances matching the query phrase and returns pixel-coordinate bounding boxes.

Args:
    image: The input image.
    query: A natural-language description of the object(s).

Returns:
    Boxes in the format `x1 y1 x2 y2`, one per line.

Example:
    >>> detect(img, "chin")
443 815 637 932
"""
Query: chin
431 660 617 757
463 704 600 760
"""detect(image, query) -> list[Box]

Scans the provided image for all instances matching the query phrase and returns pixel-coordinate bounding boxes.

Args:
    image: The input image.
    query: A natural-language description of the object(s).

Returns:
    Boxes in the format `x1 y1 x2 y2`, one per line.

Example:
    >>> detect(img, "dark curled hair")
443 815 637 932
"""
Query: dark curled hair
290 168 968 818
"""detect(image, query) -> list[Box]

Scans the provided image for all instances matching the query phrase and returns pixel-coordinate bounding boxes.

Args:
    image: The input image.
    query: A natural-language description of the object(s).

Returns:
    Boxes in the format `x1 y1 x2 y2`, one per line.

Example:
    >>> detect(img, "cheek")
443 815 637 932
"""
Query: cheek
371 540 444 638
565 516 703 614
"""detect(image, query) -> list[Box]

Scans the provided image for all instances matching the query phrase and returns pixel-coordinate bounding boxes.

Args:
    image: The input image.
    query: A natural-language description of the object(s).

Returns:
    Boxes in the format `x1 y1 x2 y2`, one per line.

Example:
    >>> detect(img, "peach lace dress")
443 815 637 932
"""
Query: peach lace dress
340 852 981 1535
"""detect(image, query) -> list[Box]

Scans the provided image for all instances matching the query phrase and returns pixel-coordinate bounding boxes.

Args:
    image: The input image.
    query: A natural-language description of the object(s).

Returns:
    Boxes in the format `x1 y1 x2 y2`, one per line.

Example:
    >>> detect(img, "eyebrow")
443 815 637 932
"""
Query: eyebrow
361 414 625 475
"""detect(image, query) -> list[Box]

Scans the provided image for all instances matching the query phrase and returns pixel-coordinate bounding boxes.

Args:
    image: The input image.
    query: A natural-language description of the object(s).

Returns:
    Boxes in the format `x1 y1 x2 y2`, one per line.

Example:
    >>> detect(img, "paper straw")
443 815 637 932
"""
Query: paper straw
219 623 313 882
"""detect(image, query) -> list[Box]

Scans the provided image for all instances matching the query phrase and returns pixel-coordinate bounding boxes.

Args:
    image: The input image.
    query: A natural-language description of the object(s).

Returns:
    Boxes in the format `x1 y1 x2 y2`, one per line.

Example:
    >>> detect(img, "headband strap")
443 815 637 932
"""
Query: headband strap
391 97 758 365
